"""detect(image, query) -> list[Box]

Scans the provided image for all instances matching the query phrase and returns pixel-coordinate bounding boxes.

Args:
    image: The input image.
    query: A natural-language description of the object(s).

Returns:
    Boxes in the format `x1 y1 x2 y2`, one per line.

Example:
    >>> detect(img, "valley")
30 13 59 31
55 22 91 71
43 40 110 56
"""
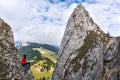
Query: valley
16 42 58 80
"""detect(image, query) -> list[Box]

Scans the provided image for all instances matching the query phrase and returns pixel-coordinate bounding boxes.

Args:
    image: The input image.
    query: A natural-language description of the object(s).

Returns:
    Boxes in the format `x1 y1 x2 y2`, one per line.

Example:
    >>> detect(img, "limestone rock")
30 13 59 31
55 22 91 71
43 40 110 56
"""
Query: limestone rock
52 4 120 80
52 4 107 80
0 18 34 80
104 38 120 80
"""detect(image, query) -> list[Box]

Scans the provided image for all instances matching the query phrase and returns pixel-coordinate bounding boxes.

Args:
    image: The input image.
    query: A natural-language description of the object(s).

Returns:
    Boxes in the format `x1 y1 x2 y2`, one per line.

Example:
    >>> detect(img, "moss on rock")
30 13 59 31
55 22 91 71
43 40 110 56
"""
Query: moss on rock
0 57 9 80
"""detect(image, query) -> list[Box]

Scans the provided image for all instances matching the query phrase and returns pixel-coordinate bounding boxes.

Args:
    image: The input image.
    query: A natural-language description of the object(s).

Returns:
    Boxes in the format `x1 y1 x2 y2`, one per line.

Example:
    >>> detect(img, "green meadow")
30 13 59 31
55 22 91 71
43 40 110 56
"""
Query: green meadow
31 48 57 80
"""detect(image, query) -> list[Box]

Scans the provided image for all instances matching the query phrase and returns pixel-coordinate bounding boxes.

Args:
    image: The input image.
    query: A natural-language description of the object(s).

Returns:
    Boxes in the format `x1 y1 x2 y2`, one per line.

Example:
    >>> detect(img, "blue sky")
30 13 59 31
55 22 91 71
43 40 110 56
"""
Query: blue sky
0 0 120 46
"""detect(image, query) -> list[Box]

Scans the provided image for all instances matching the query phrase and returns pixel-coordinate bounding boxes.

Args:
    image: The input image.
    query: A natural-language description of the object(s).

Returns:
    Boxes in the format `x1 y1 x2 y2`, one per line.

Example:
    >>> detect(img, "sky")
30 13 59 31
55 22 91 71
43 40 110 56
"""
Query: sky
0 0 120 46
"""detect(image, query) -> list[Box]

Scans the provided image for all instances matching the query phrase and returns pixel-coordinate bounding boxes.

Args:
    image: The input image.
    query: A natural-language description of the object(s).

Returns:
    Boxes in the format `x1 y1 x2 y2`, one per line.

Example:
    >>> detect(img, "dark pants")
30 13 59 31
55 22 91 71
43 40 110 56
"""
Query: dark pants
22 62 30 73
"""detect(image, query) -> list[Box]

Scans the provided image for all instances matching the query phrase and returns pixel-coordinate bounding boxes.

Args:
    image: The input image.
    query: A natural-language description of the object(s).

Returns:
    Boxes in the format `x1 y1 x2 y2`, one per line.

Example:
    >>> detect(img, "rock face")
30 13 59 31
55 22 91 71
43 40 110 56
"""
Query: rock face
52 4 120 80
104 38 120 80
0 18 34 80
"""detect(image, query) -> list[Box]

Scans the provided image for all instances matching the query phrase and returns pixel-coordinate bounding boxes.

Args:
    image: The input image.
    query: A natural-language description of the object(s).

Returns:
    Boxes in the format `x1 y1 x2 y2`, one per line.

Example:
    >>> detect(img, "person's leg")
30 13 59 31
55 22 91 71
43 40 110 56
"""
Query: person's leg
22 64 27 73
26 62 30 70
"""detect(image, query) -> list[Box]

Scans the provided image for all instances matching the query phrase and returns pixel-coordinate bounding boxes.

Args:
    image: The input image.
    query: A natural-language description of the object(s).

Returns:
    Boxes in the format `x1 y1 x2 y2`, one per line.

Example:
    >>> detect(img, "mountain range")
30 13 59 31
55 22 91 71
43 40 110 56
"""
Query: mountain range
15 41 59 79
15 41 59 52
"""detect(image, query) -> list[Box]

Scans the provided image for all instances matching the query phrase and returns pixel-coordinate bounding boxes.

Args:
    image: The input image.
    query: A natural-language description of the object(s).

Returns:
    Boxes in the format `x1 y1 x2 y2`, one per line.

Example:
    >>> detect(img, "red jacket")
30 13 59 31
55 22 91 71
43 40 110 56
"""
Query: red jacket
21 57 26 65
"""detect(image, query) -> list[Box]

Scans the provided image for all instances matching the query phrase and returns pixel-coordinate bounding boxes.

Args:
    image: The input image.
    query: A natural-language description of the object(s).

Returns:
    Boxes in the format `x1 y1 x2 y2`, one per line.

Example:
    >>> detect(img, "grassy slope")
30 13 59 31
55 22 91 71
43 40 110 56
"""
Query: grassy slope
33 48 57 63
31 48 57 80
31 67 53 80
18 46 42 60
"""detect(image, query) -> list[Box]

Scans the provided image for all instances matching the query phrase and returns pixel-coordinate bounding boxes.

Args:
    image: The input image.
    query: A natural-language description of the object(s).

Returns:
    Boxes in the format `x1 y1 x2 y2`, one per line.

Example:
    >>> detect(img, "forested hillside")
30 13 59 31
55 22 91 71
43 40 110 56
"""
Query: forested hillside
16 42 59 80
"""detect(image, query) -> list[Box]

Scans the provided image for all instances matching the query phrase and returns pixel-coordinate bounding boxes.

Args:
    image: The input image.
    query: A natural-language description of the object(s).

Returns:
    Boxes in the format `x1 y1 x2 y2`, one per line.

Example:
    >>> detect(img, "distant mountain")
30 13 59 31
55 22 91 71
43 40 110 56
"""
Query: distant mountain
15 41 59 53
27 42 59 53
15 41 22 48
16 41 59 63
15 41 58 79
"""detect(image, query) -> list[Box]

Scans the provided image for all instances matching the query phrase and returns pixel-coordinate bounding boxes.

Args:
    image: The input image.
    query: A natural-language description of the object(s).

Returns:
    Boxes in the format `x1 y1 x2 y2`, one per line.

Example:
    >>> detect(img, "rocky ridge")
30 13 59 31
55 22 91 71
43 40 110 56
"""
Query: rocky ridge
0 18 34 80
52 4 120 80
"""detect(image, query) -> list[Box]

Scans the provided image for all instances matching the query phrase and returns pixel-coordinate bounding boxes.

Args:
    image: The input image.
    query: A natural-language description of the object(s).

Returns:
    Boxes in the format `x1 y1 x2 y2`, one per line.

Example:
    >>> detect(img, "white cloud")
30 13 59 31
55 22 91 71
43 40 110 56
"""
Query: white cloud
0 0 120 46
82 0 120 36
0 0 76 46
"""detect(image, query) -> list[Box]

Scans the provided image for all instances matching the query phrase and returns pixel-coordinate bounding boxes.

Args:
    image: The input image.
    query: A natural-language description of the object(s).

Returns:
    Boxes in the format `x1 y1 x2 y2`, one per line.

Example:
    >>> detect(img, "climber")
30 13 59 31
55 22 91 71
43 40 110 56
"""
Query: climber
21 55 30 73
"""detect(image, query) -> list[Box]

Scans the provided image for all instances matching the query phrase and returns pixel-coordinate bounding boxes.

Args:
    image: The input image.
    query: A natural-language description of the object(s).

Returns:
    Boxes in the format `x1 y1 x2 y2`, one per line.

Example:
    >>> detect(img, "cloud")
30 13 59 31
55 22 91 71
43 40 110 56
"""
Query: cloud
0 0 78 46
82 0 120 36
0 0 120 46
